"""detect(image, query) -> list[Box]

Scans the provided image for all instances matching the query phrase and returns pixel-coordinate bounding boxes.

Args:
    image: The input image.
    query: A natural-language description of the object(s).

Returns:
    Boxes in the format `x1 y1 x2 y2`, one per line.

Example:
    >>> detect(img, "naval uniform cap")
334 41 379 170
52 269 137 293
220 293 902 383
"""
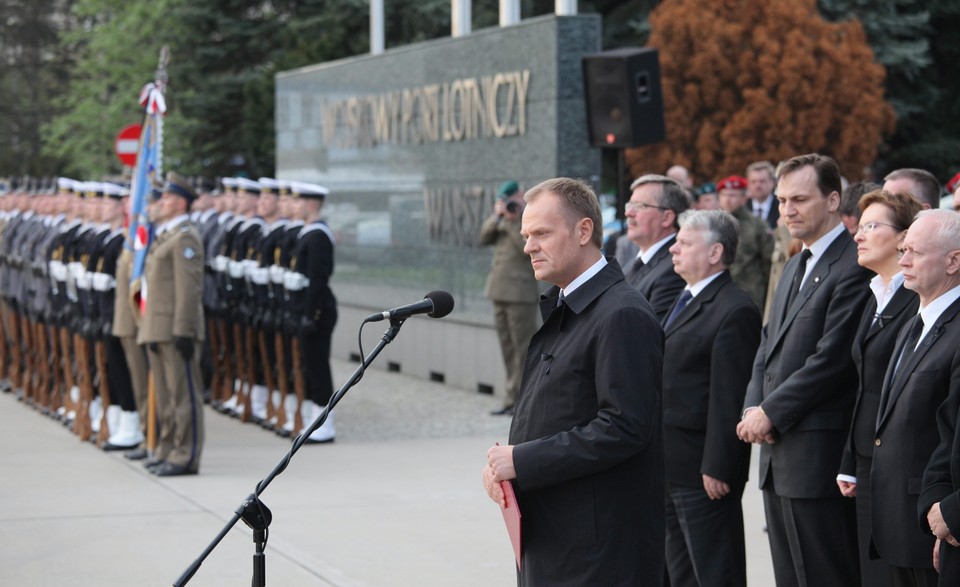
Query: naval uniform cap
258 177 280 195
290 181 329 200
57 177 80 194
164 171 197 203
235 177 261 195
276 179 292 196
222 177 239 190
101 182 125 199
81 181 105 198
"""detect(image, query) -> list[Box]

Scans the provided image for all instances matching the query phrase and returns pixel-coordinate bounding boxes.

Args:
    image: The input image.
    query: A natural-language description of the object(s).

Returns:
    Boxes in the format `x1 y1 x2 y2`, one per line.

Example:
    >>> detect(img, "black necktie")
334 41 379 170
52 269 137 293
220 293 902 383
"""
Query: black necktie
894 316 925 375
557 290 565 308
664 290 693 330
627 256 644 279
784 249 813 315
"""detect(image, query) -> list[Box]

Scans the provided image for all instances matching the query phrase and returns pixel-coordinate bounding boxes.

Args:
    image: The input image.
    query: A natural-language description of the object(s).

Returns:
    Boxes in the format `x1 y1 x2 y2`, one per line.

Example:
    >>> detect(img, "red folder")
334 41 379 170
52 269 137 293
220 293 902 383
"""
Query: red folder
499 479 522 570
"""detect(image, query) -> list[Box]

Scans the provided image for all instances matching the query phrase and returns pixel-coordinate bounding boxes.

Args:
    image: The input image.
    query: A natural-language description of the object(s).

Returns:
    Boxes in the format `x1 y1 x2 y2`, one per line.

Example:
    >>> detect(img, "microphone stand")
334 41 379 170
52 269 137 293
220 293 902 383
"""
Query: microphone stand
173 318 406 587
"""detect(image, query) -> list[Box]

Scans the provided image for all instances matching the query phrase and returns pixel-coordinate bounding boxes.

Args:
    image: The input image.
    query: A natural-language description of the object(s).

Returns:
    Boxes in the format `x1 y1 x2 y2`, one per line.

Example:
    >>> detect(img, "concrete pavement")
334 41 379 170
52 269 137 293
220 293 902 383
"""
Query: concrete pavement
0 357 774 586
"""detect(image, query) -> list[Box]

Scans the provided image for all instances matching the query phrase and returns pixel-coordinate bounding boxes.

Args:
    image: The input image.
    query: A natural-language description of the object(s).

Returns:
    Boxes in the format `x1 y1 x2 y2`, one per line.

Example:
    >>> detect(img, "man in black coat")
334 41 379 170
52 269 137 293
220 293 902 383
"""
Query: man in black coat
483 177 664 586
902 211 960 586
737 154 872 587
662 210 759 587
622 174 689 320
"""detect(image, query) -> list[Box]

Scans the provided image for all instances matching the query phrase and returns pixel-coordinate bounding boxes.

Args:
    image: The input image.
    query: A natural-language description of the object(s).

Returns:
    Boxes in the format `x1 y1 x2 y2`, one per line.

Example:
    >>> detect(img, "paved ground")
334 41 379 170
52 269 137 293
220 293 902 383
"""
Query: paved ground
0 357 774 586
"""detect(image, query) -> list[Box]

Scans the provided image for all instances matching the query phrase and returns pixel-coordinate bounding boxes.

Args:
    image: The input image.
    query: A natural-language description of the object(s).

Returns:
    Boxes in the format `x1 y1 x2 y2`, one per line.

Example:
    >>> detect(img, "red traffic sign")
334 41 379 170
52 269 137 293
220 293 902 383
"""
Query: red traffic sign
114 124 142 167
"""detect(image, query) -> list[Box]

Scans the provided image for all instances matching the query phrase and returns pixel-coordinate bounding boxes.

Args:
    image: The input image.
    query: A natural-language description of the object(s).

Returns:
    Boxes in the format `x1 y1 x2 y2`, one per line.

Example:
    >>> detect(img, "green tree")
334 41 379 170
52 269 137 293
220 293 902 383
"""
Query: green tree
0 0 75 175
818 0 960 181
42 0 184 178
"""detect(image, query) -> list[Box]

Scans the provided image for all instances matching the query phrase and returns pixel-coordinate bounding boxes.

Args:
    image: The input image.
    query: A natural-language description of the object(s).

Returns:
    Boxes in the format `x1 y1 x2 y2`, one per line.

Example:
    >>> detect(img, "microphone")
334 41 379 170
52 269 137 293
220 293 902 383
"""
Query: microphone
364 290 455 323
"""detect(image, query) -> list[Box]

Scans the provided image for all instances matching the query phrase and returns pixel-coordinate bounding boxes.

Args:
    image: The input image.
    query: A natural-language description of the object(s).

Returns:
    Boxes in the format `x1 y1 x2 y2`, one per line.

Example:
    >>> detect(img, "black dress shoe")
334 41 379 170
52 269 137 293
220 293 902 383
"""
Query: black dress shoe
124 448 149 460
144 458 164 469
103 441 139 452
152 462 197 477
490 405 515 416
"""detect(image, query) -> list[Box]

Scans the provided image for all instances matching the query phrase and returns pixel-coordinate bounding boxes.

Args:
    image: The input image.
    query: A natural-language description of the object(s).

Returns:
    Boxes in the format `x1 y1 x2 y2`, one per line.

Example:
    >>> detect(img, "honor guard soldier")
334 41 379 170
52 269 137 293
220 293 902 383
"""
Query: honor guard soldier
218 176 261 419
287 181 337 444
0 180 13 391
47 178 82 418
192 176 219 401
248 177 288 429
137 172 206 476
208 177 237 409
31 179 68 413
95 183 143 450
272 183 304 437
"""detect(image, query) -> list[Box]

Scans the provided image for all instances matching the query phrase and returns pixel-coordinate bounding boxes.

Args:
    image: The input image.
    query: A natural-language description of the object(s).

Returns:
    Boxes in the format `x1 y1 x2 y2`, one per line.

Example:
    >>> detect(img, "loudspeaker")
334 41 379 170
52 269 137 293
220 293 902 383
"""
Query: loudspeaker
582 47 666 148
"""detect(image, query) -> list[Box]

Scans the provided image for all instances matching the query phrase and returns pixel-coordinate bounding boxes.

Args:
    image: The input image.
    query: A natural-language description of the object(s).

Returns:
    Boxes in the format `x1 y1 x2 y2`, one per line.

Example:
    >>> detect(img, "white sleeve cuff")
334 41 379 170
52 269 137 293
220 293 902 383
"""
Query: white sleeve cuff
836 474 857 484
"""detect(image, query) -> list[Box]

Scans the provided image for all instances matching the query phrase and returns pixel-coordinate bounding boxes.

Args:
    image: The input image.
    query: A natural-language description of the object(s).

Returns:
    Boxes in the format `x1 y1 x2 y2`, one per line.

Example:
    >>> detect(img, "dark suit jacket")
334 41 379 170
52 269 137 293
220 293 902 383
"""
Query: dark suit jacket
839 285 919 477
626 235 685 320
752 197 780 231
662 271 759 489
509 260 664 586
743 228 871 498
872 297 960 568
918 299 960 582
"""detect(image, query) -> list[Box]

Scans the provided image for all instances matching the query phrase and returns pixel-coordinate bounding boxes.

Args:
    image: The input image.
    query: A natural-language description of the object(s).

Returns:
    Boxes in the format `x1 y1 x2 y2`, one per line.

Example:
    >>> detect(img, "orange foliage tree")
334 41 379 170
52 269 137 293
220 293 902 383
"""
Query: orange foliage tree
626 0 895 183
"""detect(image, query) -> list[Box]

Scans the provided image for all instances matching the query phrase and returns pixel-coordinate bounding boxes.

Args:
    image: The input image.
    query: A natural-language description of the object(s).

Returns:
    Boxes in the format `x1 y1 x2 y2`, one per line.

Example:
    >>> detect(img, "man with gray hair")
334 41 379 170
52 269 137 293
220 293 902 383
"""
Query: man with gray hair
622 174 690 319
884 209 960 584
662 209 760 587
883 168 942 210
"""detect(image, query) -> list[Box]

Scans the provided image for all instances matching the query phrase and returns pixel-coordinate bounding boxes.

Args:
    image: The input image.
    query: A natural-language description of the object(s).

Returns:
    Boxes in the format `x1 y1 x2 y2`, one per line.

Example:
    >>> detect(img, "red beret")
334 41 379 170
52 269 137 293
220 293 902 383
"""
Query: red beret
947 171 960 194
717 176 748 191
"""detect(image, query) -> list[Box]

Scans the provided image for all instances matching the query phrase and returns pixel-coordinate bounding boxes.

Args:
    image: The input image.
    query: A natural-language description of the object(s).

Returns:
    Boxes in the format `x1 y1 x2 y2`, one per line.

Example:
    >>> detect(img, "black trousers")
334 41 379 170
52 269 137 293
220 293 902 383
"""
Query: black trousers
299 308 337 406
763 488 860 587
665 483 746 587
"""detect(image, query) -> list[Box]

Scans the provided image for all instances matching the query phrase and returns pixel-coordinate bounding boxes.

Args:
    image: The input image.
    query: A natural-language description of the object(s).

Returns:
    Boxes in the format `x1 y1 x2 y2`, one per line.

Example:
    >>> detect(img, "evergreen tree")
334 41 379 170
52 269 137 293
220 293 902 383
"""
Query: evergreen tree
41 0 182 178
0 0 75 175
819 0 960 180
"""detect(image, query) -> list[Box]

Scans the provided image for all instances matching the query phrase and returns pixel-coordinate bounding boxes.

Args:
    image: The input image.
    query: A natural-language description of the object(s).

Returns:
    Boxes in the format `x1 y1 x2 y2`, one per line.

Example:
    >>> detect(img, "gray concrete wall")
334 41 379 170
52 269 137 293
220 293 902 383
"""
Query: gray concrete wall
276 14 601 395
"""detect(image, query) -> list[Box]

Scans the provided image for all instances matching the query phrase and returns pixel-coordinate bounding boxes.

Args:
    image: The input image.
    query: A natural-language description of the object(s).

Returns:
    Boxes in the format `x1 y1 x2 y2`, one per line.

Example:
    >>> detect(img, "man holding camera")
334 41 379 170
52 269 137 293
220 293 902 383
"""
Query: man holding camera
480 181 539 416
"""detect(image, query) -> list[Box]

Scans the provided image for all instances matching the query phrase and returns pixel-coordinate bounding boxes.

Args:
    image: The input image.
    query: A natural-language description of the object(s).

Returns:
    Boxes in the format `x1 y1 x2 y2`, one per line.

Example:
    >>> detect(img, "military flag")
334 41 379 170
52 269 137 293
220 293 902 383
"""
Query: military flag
127 47 169 315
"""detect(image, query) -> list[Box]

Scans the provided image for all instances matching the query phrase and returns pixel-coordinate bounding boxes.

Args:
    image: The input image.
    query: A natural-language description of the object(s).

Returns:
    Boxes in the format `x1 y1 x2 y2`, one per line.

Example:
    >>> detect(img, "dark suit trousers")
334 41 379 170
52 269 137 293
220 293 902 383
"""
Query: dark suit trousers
937 542 960 586
853 457 894 587
763 488 860 587
665 484 746 587
888 565 938 587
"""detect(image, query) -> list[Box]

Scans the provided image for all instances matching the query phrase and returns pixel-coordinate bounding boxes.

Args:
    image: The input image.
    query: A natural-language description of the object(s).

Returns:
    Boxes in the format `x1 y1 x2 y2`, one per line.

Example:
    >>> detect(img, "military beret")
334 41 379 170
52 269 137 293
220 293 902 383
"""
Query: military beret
497 180 520 199
717 176 748 191
696 182 717 196
947 171 960 194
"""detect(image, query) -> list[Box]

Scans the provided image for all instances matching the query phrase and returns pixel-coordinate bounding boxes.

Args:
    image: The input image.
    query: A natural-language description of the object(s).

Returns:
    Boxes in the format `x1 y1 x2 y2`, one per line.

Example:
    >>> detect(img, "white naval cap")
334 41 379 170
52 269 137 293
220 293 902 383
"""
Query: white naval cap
290 181 329 200
234 177 261 194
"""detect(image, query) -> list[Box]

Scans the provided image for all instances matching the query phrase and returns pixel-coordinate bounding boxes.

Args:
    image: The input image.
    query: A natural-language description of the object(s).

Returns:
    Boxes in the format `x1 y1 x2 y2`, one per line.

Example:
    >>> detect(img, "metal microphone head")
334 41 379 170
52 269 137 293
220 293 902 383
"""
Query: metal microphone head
424 290 455 318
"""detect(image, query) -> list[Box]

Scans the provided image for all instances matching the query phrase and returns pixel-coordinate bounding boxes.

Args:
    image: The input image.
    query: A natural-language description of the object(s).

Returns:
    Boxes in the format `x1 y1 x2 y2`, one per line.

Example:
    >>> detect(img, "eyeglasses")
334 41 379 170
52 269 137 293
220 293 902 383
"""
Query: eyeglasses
625 201 668 213
856 221 900 235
